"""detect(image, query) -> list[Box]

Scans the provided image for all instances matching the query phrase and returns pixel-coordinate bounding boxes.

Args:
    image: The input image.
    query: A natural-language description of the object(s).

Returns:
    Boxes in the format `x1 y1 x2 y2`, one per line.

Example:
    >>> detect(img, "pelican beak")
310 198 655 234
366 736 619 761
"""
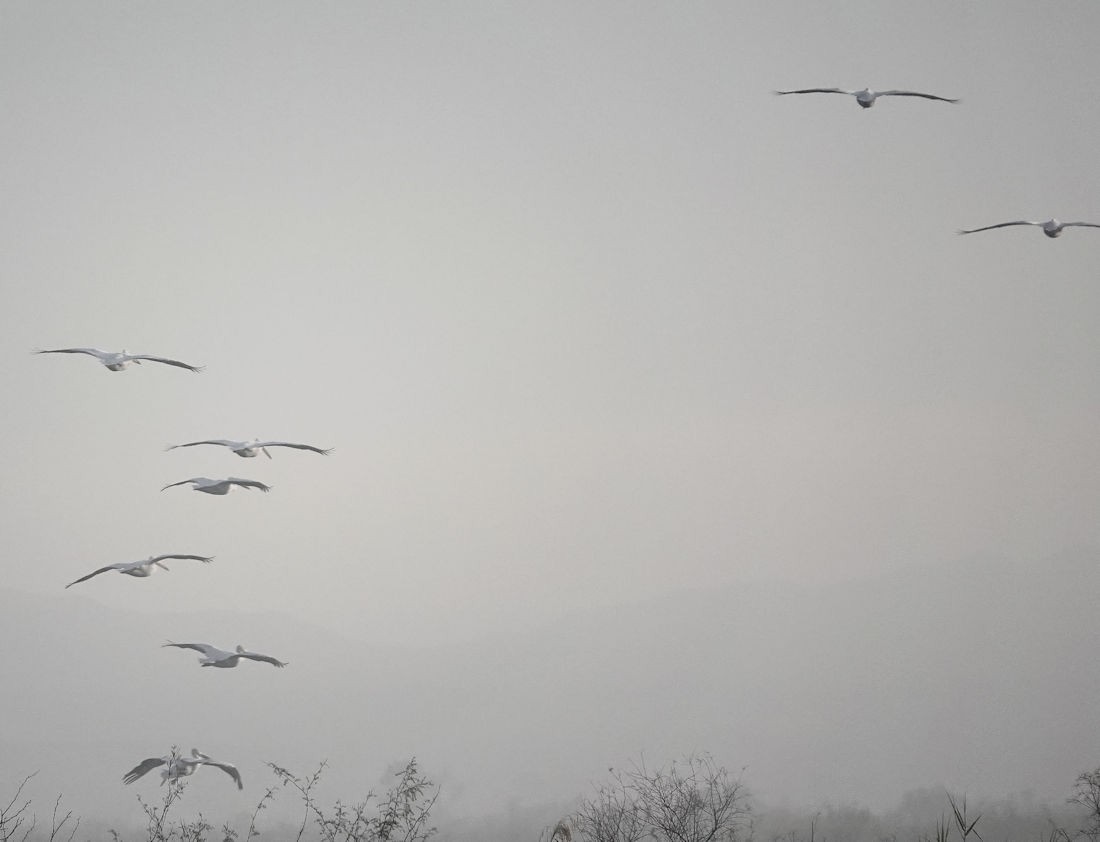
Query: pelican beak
263 447 272 459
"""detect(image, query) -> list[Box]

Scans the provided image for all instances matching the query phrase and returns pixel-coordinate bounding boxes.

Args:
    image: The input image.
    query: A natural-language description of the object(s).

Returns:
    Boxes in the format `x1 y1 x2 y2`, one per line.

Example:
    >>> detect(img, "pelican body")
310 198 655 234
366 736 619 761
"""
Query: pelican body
161 477 271 495
163 641 288 669
123 748 243 789
65 554 213 588
33 347 203 373
957 218 1100 238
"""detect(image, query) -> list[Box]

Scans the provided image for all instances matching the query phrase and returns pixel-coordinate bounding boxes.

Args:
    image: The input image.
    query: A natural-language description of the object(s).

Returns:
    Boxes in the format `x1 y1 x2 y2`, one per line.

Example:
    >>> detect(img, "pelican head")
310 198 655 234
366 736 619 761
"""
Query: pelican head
1043 219 1063 238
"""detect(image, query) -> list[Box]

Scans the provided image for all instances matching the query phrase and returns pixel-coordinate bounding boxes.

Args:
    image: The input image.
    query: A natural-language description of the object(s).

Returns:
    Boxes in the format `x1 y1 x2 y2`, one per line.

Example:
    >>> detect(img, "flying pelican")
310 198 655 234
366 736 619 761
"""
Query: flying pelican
163 641 288 669
33 347 203 372
166 438 332 458
65 554 213 588
161 477 271 495
957 218 1100 238
123 748 243 789
774 87 958 108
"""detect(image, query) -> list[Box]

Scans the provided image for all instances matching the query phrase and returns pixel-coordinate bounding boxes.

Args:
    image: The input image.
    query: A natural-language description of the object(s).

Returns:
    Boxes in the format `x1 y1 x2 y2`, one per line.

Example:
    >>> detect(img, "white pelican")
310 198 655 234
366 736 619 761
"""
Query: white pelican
167 438 332 458
163 641 288 669
774 87 958 108
65 554 213 588
957 218 1100 238
161 477 271 495
123 748 243 789
33 347 203 373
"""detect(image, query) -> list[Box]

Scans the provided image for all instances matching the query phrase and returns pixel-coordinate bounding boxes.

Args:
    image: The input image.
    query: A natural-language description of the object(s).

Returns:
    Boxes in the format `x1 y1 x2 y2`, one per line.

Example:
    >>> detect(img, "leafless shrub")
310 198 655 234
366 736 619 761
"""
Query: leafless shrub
537 819 574 842
0 773 36 842
44 793 79 842
571 753 752 842
1069 768 1100 842
266 756 438 842
0 773 78 842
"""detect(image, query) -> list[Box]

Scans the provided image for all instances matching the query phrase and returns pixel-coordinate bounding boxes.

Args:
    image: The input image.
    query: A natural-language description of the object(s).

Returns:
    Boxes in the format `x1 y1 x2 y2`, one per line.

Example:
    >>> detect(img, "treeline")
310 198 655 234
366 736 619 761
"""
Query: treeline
535 756 1100 842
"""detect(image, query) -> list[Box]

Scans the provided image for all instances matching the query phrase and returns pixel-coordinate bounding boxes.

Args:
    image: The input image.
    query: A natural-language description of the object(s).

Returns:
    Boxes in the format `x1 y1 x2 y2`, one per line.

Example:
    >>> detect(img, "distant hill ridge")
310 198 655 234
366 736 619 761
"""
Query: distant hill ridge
1 548 1097 825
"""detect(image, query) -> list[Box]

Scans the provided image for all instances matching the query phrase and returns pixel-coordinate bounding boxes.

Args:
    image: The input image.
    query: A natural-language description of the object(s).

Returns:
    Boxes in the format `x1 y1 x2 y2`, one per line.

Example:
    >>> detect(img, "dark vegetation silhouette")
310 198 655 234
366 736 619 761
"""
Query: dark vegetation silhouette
566 753 751 842
1069 769 1100 842
0 772 78 842
534 759 1100 842
89 753 434 842
9 757 1100 842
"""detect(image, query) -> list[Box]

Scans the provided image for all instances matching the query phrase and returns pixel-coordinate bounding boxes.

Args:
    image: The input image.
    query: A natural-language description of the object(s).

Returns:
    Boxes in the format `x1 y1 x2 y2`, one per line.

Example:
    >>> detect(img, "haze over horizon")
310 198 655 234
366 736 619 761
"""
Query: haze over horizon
2 547 1099 829
2 1 1100 837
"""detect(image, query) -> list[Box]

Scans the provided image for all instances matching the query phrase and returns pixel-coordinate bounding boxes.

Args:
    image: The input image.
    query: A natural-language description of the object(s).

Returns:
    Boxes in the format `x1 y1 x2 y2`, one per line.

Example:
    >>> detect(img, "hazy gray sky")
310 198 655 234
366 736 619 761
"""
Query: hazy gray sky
2 0 1100 833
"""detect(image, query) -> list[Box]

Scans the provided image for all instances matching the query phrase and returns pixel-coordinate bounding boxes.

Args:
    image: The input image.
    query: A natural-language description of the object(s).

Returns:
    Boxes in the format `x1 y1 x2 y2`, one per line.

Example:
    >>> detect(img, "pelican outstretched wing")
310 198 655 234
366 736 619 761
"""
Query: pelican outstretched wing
774 87 851 96
227 478 271 492
239 651 288 668
957 221 1038 235
65 564 124 588
123 757 167 785
34 347 108 359
205 760 244 789
163 641 222 657
253 441 333 456
878 89 958 103
166 440 239 451
129 354 204 373
161 478 203 491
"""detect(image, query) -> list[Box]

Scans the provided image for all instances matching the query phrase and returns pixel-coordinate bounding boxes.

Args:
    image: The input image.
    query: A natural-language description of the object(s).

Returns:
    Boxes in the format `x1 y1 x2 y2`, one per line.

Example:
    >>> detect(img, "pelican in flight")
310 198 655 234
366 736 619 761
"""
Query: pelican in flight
33 347 203 373
957 218 1100 238
65 554 213 588
167 438 332 458
163 641 288 669
161 477 271 495
123 748 243 789
774 87 958 108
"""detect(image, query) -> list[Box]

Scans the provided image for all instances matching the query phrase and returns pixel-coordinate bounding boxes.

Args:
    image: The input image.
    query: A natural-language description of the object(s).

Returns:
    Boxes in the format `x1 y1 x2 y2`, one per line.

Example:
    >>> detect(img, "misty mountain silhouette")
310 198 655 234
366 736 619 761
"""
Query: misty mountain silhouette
1 548 1097 826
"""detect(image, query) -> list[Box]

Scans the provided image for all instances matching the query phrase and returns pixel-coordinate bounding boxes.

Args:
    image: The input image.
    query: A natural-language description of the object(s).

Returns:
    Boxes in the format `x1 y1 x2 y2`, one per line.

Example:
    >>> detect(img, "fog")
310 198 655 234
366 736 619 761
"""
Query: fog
2 1 1100 839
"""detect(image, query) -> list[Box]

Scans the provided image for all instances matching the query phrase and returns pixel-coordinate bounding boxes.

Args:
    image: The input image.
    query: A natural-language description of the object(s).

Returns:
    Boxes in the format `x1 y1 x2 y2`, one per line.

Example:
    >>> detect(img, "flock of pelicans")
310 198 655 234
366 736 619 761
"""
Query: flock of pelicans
35 346 332 790
775 87 1100 236
28 79 1098 801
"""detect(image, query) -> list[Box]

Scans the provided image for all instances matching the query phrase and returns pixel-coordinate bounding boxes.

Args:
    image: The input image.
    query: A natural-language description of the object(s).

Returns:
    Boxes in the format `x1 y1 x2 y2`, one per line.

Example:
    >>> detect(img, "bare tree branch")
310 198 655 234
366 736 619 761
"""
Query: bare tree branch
572 754 751 842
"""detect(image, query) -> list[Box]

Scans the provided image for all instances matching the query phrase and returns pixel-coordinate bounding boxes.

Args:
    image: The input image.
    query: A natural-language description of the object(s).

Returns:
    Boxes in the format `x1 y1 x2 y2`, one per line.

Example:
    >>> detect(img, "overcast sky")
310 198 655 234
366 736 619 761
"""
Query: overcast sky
2 0 1100 831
